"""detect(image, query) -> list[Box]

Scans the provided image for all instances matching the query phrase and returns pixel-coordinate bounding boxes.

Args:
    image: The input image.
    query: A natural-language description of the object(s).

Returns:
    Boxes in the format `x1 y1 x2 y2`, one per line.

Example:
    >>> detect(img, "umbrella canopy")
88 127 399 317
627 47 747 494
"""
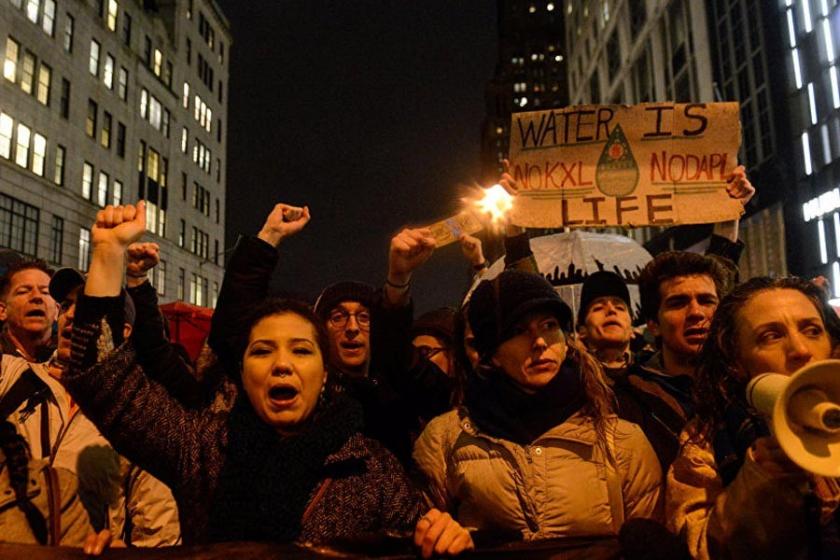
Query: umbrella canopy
471 231 653 323
159 301 213 362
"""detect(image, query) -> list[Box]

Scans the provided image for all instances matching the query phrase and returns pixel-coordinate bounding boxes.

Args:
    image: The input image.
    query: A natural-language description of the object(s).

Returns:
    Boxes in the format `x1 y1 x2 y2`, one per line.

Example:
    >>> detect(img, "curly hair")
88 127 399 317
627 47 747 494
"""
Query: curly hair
692 276 840 440
638 251 730 323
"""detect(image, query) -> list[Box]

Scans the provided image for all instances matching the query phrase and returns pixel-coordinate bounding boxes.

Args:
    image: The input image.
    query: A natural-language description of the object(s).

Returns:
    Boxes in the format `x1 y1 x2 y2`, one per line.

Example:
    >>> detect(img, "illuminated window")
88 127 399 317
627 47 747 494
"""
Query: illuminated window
819 219 828 263
821 124 832 165
36 63 50 105
79 228 91 271
181 127 188 153
787 8 796 47
54 144 65 185
3 38 19 82
803 131 813 175
792 49 803 89
113 180 123 206
140 88 149 119
802 0 813 33
82 162 94 200
118 66 128 100
153 49 162 76
19 51 35 94
823 18 834 62
808 83 817 125
103 54 114 89
101 111 112 149
97 171 109 207
42 0 56 36
89 39 100 76
31 133 45 176
107 0 119 32
63 14 73 52
831 66 840 108
25 0 38 23
86 99 98 138
0 114 13 158
15 123 30 168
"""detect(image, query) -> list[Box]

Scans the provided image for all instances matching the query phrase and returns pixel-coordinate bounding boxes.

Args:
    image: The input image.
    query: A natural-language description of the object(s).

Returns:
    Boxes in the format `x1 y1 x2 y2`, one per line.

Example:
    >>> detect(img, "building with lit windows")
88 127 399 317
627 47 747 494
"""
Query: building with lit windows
0 0 229 306
560 0 793 279
480 0 568 183
784 0 840 298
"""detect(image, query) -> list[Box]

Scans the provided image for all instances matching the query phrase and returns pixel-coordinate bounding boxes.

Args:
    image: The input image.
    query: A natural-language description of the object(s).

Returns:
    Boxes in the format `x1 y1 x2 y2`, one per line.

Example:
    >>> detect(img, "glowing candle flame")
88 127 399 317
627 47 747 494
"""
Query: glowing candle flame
473 183 514 224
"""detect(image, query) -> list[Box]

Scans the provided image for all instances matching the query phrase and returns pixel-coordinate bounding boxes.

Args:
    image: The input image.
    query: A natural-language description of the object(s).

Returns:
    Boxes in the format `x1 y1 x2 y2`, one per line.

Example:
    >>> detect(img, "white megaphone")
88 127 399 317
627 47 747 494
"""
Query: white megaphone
746 359 840 478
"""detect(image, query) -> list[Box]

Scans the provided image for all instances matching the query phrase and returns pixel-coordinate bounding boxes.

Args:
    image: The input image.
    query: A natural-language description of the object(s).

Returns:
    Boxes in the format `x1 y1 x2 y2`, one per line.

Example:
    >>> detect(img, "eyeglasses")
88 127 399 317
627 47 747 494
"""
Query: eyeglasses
327 310 371 330
414 346 447 360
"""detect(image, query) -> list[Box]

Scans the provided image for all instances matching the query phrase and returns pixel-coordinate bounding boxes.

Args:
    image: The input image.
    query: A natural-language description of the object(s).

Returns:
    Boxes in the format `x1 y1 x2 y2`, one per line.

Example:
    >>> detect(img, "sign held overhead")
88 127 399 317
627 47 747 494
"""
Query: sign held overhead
508 102 744 228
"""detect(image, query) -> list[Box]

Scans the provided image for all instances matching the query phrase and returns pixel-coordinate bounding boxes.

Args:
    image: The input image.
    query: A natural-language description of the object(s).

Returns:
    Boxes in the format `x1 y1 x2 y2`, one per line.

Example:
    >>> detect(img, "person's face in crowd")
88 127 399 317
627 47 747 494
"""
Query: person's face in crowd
579 296 633 351
462 321 480 370
412 334 452 376
492 310 567 391
648 274 719 360
325 301 371 373
0 268 57 339
55 286 80 365
735 289 832 379
242 312 326 434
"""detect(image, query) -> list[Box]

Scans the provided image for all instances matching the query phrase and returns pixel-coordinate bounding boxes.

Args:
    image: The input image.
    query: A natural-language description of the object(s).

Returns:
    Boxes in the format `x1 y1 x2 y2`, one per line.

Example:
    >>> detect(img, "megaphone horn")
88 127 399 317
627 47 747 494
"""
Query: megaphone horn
746 359 840 478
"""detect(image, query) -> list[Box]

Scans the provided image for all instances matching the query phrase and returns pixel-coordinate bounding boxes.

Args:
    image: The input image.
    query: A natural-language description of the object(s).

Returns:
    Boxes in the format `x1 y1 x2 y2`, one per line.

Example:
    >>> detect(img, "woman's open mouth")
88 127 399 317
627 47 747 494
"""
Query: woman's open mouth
268 385 300 406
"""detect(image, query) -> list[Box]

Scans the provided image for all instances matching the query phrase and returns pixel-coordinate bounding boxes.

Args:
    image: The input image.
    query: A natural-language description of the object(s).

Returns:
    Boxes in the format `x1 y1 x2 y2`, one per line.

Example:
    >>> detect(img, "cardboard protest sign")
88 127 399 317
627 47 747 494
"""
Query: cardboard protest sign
508 102 744 228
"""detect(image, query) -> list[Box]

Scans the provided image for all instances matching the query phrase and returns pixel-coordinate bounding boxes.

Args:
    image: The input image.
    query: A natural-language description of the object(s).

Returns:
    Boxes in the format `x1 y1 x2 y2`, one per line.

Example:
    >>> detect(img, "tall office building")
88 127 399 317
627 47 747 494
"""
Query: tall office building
562 0 791 278
783 0 840 297
0 0 229 306
480 0 568 184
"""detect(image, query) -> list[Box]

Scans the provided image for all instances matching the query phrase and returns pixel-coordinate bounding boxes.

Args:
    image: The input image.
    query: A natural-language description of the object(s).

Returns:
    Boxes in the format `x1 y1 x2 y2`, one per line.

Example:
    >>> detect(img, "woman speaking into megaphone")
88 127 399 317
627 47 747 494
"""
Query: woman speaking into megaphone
665 277 840 560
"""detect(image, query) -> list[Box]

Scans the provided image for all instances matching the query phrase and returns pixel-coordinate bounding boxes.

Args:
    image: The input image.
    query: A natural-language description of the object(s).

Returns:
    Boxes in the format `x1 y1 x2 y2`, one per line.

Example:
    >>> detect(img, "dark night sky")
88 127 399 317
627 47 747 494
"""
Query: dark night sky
217 1 498 312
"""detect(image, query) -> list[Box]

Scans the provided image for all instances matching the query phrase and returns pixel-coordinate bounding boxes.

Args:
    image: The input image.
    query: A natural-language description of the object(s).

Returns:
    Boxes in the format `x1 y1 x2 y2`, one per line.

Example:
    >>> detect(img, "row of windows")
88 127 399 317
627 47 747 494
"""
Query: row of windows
194 94 213 133
193 138 212 175
4 37 52 106
8 0 56 37
193 183 211 217
89 39 129 101
81 161 124 208
0 112 48 178
0 192 216 304
140 88 171 138
86 99 128 157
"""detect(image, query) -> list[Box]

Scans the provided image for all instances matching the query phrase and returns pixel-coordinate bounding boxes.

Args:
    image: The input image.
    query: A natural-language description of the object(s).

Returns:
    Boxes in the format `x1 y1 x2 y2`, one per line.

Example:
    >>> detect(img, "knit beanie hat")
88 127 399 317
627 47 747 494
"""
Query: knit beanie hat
577 271 631 325
411 307 456 345
313 281 376 319
468 270 572 360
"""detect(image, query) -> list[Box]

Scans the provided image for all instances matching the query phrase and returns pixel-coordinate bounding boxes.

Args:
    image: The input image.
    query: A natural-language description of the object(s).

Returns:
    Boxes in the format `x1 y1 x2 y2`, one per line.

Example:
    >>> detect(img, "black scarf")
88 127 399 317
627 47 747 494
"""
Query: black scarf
206 391 363 542
463 359 586 445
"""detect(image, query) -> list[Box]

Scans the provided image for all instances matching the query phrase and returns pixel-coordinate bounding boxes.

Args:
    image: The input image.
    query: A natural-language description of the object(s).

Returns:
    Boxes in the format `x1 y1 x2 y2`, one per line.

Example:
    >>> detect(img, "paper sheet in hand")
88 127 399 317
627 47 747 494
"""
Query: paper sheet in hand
428 212 483 247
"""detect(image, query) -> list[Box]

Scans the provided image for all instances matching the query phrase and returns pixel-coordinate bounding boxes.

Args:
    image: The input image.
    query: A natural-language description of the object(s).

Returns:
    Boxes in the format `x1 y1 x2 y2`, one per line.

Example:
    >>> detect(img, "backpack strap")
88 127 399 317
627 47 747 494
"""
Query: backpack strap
302 478 333 527
0 366 50 420
42 463 63 545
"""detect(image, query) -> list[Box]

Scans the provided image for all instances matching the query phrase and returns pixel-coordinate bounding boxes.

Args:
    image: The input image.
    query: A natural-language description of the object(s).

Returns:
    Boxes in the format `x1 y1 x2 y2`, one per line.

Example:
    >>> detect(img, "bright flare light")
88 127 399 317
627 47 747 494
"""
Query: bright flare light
473 183 514 224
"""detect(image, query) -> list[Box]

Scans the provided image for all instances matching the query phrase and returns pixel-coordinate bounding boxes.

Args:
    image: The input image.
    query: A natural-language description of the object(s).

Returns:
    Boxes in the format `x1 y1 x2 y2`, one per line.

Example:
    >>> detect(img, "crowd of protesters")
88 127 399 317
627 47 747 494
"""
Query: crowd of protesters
0 161 838 559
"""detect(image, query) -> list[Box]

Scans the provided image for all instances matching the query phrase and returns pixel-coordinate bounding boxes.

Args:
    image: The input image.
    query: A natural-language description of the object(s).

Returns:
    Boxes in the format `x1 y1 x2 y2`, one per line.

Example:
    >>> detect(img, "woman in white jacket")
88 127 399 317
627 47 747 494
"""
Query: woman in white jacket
413 270 662 543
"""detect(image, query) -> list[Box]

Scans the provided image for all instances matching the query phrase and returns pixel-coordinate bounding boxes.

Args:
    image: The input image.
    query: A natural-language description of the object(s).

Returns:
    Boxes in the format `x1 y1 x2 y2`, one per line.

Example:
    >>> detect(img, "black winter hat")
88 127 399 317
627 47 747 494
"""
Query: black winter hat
314 281 376 319
411 307 456 345
468 270 572 360
577 271 631 325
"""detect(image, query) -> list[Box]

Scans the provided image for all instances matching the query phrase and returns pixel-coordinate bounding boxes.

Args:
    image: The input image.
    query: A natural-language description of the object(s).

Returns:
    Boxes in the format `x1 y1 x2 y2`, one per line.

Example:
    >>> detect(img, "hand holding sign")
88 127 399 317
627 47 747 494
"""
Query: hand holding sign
725 164 755 209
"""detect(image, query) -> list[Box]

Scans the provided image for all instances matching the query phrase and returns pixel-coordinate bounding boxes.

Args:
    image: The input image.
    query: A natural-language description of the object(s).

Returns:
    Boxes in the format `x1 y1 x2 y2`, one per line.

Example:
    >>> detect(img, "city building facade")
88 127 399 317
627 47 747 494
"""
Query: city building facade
480 0 568 184
547 0 793 278
784 0 840 299
0 0 229 306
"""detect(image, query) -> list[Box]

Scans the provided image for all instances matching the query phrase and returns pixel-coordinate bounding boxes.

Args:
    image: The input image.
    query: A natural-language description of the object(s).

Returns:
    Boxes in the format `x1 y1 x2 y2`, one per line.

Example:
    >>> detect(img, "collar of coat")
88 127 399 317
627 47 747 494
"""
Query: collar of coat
455 407 611 447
